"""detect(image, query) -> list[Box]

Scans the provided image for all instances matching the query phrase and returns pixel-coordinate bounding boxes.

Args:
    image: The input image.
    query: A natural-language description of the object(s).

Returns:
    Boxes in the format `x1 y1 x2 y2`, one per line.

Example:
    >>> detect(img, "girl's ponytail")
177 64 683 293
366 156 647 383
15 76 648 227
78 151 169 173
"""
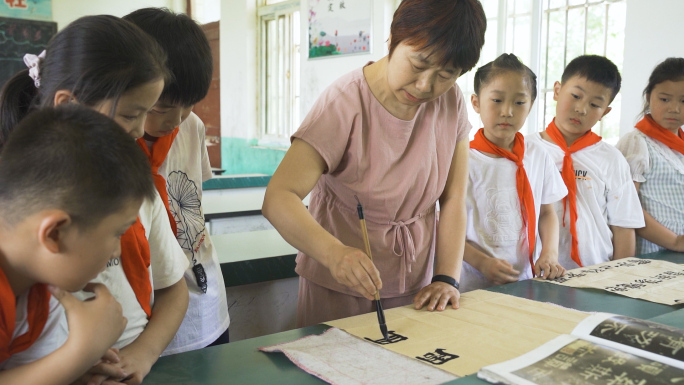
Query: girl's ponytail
0 69 38 151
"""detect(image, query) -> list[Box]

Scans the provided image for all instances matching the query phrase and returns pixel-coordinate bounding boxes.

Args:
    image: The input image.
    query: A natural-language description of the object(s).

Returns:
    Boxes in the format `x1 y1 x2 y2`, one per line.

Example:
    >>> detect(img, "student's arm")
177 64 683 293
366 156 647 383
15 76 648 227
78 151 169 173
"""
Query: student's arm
463 241 520 285
633 182 684 252
534 203 565 279
413 139 468 311
610 226 636 260
114 279 189 385
0 284 126 385
262 138 382 300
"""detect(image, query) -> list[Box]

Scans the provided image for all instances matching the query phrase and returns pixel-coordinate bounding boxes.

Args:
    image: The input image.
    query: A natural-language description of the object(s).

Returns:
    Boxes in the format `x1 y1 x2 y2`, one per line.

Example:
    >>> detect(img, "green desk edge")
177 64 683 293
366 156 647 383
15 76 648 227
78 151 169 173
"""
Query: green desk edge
146 251 684 385
202 175 271 190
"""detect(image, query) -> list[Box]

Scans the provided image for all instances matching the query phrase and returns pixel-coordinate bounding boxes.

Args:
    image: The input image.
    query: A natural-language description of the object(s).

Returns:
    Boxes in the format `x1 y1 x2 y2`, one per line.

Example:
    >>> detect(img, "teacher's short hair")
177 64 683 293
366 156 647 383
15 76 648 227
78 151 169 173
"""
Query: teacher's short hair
389 0 487 75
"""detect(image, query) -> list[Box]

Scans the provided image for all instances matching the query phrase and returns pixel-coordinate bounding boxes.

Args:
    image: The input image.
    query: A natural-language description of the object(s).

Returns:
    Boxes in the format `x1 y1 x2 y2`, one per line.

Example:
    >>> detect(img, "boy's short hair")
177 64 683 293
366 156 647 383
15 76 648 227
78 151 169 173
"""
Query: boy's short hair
389 0 486 75
0 105 155 228
124 8 212 107
561 55 621 102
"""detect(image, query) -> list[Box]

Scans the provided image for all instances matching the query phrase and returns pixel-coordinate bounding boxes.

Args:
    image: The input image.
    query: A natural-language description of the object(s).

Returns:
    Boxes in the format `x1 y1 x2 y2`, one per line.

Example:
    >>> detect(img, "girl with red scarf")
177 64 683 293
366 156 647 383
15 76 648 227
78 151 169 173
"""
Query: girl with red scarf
460 54 567 293
617 58 684 255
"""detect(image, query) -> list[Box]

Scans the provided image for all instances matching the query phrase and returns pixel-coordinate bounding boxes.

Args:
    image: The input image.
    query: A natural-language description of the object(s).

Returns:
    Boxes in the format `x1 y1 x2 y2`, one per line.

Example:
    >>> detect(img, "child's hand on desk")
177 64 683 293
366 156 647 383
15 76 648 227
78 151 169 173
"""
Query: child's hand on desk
105 343 157 385
50 283 127 362
70 348 127 385
480 258 520 285
534 253 565 280
324 245 383 301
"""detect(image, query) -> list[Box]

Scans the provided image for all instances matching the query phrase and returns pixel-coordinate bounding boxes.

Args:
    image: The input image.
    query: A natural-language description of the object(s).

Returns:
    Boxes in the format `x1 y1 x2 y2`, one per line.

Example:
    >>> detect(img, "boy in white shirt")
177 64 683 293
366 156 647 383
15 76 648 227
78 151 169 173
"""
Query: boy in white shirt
461 54 568 292
124 8 230 354
528 55 645 269
0 106 152 384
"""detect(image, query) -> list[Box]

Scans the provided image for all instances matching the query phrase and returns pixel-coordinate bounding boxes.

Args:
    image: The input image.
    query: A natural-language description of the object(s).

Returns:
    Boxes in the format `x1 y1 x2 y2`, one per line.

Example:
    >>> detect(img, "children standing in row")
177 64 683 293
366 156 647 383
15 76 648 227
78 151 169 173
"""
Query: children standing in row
616 58 684 255
0 106 154 384
124 8 231 354
528 55 645 270
460 54 567 292
0 15 190 385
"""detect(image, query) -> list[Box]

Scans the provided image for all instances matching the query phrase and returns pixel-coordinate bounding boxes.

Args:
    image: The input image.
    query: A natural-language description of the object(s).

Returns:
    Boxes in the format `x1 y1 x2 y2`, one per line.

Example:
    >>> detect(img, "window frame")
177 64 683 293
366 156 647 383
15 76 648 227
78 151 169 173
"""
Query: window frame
458 0 625 140
538 0 626 141
257 0 301 144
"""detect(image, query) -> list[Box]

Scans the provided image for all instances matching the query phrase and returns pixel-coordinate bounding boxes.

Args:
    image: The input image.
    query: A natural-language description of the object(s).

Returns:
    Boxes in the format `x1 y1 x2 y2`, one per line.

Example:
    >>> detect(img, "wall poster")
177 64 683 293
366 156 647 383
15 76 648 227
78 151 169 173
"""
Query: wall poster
308 0 371 59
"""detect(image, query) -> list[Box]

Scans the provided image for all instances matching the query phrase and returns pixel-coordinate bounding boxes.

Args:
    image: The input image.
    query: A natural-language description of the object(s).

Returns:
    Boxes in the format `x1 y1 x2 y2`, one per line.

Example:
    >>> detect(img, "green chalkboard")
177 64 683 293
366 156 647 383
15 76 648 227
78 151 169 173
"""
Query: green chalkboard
0 16 56 88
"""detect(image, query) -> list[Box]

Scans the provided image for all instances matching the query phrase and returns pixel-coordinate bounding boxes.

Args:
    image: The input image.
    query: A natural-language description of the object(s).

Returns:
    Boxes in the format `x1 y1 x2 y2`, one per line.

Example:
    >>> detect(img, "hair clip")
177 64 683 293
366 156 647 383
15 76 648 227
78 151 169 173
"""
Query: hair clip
23 50 46 88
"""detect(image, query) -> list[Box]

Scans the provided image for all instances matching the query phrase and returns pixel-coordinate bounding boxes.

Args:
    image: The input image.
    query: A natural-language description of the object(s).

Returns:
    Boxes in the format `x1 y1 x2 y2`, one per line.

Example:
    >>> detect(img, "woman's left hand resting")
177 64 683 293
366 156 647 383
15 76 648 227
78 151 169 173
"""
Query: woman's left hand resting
413 281 460 311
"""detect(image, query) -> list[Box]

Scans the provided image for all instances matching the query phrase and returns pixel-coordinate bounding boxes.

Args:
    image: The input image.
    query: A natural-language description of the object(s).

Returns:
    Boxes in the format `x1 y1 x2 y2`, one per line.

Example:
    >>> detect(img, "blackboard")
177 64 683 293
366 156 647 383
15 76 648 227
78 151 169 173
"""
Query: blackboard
0 16 56 88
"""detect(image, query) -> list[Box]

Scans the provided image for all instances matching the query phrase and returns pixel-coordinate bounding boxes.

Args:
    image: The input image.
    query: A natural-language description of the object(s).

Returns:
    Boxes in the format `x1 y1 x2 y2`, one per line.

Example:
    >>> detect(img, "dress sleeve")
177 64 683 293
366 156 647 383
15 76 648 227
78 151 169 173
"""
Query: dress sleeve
291 81 361 174
453 85 472 144
616 131 650 183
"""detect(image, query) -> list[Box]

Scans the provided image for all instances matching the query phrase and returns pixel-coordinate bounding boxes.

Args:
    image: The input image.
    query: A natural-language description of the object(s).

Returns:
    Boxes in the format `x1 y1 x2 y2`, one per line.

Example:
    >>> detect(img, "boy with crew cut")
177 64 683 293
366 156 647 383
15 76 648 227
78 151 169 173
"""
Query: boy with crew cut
0 106 155 384
528 55 645 270
124 8 230 354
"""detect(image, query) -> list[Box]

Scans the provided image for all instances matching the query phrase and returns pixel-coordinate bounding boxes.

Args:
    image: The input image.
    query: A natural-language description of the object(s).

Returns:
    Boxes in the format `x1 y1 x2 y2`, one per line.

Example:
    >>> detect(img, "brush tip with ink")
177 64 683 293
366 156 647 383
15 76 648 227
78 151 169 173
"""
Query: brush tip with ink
375 299 389 341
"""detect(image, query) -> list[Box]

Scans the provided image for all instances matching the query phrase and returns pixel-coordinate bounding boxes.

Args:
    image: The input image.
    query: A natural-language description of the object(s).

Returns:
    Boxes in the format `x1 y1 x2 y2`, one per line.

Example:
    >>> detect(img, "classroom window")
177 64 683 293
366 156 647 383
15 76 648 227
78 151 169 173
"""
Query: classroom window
539 0 626 143
258 0 301 143
456 0 625 142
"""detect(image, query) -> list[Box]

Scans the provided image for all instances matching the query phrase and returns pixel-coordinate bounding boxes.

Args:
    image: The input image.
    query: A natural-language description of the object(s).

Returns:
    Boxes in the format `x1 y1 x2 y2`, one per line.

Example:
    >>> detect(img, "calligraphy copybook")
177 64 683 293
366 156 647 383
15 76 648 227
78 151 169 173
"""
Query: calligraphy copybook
541 257 684 306
478 312 684 385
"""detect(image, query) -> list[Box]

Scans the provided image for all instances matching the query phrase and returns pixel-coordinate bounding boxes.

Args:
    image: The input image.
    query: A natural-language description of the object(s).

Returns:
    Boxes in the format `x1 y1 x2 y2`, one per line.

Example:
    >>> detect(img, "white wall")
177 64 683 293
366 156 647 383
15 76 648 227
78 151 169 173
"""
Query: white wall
620 0 684 136
219 0 396 140
219 0 258 139
51 0 185 29
298 0 395 118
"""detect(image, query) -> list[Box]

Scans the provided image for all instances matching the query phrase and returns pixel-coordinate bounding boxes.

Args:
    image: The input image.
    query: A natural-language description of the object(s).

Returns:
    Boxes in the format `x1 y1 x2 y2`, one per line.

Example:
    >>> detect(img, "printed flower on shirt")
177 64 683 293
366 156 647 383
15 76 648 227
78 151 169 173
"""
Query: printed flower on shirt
167 171 205 261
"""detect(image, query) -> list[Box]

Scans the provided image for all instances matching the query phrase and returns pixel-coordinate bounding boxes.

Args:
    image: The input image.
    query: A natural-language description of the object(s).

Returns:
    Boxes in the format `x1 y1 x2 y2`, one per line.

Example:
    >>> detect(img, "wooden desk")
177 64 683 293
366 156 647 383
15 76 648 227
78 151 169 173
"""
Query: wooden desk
145 251 684 384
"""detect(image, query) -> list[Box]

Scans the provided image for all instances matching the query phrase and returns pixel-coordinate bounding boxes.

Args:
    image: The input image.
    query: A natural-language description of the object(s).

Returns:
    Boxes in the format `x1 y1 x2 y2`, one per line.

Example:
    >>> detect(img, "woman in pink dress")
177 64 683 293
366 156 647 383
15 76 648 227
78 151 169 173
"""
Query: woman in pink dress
263 0 486 327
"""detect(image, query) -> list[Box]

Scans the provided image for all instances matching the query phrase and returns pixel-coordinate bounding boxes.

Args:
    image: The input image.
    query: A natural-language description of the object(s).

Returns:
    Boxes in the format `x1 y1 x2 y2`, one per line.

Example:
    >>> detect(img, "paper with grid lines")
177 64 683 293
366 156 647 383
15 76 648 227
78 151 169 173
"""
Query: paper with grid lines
259 327 456 385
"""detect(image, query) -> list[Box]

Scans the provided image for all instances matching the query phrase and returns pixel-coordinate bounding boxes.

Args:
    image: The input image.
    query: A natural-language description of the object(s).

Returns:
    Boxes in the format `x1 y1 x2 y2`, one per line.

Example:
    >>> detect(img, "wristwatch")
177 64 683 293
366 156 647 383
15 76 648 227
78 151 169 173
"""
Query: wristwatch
431 274 460 290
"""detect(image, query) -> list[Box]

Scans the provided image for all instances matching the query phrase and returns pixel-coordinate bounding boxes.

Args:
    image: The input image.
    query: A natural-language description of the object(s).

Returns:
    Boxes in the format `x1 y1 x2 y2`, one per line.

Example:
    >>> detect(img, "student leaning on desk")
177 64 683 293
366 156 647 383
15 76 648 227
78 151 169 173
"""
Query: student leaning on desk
263 0 487 328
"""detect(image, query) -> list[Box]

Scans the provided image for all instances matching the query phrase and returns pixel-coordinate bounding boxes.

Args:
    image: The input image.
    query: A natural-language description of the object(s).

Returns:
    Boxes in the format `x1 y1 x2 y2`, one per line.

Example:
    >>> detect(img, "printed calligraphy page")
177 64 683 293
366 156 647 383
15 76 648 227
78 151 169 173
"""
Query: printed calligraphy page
572 313 684 369
541 258 684 305
478 335 684 385
327 290 589 376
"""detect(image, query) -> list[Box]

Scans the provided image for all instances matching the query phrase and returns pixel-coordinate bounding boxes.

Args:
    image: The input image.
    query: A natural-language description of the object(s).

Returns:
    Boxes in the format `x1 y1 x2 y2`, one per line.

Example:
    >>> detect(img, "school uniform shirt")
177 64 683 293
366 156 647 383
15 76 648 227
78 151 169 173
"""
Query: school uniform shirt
616 130 684 255
527 133 645 269
459 139 568 292
156 112 229 356
292 63 471 298
61 191 189 349
0 295 65 370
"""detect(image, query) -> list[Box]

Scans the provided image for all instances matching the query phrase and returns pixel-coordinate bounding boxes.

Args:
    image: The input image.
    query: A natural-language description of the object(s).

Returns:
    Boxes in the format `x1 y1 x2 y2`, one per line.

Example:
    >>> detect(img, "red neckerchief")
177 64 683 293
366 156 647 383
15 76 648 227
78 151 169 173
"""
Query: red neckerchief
119 218 152 317
470 128 536 276
0 268 50 362
136 128 180 235
545 119 602 268
635 114 684 156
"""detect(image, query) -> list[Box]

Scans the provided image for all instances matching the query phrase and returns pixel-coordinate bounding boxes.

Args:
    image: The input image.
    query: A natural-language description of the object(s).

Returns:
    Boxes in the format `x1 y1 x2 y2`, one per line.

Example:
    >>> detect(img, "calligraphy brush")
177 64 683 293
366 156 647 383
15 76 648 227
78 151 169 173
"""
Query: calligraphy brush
354 195 389 342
